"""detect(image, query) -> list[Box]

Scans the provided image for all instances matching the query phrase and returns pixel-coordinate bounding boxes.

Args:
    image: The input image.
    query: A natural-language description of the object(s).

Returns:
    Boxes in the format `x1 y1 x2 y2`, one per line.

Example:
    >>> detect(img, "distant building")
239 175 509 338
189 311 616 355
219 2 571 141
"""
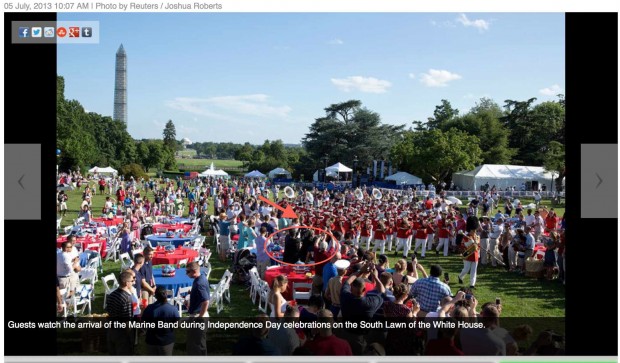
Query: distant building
113 44 127 124
182 138 192 147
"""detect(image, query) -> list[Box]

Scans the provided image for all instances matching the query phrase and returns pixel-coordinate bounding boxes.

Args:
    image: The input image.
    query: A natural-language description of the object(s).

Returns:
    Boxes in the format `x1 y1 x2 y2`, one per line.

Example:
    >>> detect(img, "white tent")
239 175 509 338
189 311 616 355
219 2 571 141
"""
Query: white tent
313 169 338 182
88 166 117 175
199 163 229 177
385 171 423 185
325 162 352 173
268 167 292 179
245 170 266 178
452 164 557 191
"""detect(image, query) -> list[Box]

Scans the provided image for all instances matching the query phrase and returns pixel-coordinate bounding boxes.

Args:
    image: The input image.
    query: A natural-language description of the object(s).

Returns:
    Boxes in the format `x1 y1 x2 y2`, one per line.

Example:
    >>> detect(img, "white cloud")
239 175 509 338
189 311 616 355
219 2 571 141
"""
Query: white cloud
331 76 392 93
165 94 292 120
328 38 344 45
457 14 490 32
408 73 415 79
419 69 462 87
539 84 564 96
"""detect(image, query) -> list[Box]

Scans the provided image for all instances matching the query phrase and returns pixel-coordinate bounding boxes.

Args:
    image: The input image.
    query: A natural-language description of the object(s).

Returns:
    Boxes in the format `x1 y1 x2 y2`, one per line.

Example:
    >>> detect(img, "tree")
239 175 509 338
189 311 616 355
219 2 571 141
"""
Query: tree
163 120 177 150
303 100 404 171
390 128 482 184
543 141 565 192
442 98 515 164
426 99 459 130
502 97 564 165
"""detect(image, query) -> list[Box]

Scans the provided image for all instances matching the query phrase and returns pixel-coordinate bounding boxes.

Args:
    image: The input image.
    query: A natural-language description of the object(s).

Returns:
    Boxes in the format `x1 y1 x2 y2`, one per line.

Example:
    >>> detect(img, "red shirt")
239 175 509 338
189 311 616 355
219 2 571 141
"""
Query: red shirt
462 234 479 262
425 199 433 210
374 227 385 240
304 334 352 356
360 223 372 237
396 225 410 238
545 215 557 229
415 225 428 239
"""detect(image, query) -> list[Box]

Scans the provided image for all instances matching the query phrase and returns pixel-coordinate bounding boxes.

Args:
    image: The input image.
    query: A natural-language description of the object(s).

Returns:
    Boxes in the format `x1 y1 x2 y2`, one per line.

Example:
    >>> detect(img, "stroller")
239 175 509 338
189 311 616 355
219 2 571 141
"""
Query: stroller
231 248 256 285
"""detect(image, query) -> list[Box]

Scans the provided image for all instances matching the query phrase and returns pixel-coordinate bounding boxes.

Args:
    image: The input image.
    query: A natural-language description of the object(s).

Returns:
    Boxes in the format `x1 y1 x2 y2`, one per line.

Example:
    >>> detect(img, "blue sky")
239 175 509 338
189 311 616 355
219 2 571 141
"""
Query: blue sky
57 13 565 144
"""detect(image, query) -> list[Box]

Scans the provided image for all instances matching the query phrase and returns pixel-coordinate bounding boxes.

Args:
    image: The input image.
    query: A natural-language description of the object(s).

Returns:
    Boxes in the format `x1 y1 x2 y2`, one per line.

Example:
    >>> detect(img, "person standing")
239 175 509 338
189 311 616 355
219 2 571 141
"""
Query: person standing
185 261 210 355
458 218 480 289
254 227 271 279
105 271 135 355
142 286 180 355
57 237 80 296
139 246 156 303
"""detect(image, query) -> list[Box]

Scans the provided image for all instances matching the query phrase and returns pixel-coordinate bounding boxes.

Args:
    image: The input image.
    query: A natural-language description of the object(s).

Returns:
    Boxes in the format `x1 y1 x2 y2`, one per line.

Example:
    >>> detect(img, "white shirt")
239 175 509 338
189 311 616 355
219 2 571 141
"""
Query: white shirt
524 214 535 226
57 251 75 277
490 223 504 239
525 233 536 249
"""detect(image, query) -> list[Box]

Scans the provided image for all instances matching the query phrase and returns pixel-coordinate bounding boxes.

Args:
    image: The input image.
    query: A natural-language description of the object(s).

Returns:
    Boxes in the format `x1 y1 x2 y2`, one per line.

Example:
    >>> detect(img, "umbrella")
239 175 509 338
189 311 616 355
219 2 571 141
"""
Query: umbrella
443 199 453 205
447 196 463 205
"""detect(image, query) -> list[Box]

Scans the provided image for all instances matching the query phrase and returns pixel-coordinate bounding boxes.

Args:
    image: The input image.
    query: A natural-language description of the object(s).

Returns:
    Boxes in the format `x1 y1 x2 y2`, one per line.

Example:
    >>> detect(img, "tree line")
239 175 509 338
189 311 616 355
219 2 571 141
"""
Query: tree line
57 74 564 188
57 76 176 177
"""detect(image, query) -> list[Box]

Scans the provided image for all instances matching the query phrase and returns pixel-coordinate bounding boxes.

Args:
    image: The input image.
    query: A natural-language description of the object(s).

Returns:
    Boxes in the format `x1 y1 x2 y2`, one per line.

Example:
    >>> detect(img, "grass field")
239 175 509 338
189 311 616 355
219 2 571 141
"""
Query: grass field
57 187 565 354
175 158 243 168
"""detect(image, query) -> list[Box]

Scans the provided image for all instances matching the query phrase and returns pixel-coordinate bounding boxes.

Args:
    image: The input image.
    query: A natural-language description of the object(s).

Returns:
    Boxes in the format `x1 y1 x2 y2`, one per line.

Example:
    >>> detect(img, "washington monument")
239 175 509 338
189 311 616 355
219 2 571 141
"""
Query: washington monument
113 44 127 124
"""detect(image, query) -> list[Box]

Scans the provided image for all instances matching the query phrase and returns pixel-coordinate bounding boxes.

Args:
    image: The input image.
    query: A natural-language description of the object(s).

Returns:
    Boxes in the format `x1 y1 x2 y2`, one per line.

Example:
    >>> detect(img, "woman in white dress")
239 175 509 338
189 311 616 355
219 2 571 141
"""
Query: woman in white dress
268 275 288 318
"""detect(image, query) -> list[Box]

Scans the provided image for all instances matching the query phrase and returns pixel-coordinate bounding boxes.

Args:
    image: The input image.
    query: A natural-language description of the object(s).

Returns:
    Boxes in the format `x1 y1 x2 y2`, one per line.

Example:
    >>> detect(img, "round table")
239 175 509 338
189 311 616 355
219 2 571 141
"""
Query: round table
264 266 313 300
152 247 199 265
152 223 193 233
146 233 195 248
91 217 125 227
56 235 108 258
153 267 194 297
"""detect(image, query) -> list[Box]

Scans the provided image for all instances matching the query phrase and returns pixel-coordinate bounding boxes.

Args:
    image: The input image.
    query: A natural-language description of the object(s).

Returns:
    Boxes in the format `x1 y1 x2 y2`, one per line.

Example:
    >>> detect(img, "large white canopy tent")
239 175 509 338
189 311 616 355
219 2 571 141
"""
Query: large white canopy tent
245 170 266 178
88 166 118 175
199 163 229 177
268 167 292 179
452 164 558 191
385 171 423 185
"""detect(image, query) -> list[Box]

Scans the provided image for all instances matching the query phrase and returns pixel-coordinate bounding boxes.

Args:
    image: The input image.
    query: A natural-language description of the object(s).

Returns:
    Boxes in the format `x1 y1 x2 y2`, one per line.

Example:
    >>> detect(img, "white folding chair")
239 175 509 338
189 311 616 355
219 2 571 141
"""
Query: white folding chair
102 273 119 309
257 280 270 314
178 258 189 268
63 225 74 235
292 282 312 302
248 267 260 304
79 256 100 284
119 253 134 272
58 288 69 318
56 216 63 235
105 238 121 262
173 286 192 316
68 284 93 317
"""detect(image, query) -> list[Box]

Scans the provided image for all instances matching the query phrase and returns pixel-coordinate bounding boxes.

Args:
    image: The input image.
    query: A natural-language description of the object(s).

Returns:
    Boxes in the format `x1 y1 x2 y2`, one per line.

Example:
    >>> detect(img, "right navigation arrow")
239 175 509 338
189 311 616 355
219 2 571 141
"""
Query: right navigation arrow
596 173 603 189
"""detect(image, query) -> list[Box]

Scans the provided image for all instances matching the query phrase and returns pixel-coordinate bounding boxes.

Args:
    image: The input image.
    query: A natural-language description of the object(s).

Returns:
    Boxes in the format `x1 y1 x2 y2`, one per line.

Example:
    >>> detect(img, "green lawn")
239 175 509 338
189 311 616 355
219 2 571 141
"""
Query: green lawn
57 187 565 354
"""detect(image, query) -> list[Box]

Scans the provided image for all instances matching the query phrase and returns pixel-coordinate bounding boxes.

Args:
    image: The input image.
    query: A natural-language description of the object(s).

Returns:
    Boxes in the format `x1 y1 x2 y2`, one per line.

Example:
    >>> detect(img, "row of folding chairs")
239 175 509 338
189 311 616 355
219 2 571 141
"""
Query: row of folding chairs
248 267 271 314
59 284 93 317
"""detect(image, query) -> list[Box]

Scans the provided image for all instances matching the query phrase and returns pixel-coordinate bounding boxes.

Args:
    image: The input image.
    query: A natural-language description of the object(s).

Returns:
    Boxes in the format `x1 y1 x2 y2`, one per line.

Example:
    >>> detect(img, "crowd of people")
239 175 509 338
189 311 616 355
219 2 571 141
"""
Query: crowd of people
56 173 565 356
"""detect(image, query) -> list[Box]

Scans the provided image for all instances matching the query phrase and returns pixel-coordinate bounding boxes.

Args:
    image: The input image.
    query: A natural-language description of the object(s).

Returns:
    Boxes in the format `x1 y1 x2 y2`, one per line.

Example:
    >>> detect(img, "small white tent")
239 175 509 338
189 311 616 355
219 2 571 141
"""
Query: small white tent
268 167 292 179
88 166 117 176
385 171 423 185
245 170 266 178
452 164 557 191
325 162 352 173
199 163 229 177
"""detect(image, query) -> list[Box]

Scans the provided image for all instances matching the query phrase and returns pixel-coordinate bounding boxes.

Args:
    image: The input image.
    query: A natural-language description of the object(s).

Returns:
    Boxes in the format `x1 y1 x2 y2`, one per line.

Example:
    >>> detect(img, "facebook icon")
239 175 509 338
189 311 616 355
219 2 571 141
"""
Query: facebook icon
81 27 92 37
18 27 29 38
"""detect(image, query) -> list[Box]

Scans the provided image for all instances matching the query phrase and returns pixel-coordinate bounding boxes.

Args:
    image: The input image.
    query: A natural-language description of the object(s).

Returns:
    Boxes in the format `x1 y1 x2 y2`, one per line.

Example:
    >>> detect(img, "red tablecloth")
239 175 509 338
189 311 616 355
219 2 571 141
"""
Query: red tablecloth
92 217 124 226
56 235 108 258
152 247 199 265
264 266 313 300
533 245 547 260
152 223 192 233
